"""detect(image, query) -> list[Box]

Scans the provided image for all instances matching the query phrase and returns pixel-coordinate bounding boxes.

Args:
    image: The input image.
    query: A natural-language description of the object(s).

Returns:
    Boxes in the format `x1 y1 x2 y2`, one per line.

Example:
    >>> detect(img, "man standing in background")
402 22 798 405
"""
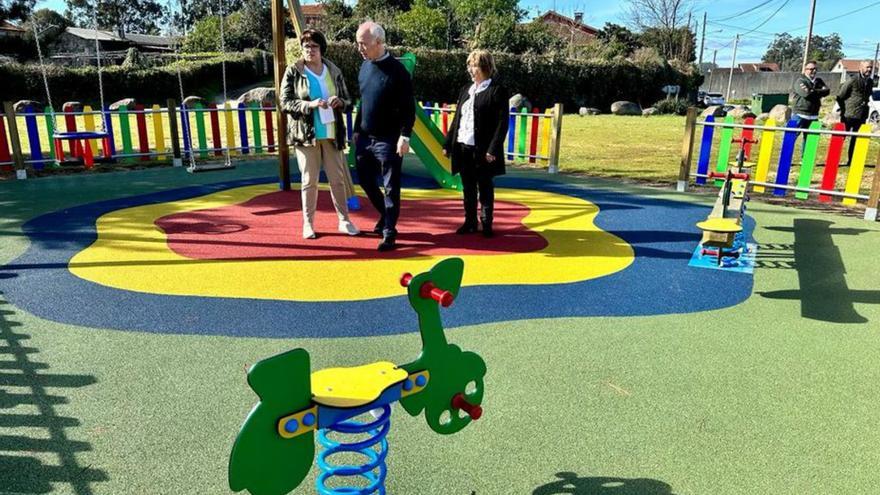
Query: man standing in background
353 21 415 252
836 60 875 165
791 61 830 151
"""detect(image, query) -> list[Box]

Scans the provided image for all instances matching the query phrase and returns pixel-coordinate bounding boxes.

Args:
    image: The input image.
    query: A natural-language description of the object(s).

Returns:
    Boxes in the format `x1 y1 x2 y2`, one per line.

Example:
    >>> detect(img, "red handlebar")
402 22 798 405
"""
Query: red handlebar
400 273 454 307
707 171 750 180
451 393 482 420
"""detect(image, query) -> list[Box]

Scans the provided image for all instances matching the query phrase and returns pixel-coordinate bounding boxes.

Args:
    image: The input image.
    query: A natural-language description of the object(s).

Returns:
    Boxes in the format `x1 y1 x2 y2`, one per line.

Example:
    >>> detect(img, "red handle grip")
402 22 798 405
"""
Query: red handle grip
451 393 482 420
399 273 454 307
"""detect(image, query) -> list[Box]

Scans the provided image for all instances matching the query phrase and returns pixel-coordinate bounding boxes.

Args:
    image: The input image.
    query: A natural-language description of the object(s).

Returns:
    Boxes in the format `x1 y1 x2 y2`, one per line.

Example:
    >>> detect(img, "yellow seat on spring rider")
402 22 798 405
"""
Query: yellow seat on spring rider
311 361 409 408
696 218 743 234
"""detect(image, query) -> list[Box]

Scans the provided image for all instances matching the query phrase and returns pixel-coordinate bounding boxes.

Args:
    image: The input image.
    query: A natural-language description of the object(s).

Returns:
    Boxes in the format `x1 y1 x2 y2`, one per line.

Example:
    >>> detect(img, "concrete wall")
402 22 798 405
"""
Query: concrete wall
699 70 846 101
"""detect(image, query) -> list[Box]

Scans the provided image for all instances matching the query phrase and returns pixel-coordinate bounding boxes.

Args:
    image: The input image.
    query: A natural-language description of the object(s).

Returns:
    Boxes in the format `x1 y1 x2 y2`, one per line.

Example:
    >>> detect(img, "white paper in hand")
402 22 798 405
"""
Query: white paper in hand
319 106 335 124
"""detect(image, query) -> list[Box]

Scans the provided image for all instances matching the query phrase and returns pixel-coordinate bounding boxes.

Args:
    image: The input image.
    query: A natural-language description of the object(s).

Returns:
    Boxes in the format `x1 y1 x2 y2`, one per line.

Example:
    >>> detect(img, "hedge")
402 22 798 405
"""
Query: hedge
0 50 268 107
323 42 703 112
1 43 701 112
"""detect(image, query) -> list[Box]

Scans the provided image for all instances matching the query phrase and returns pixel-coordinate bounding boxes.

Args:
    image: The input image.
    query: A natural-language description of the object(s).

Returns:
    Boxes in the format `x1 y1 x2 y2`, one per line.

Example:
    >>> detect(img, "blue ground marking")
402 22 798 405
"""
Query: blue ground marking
0 175 754 338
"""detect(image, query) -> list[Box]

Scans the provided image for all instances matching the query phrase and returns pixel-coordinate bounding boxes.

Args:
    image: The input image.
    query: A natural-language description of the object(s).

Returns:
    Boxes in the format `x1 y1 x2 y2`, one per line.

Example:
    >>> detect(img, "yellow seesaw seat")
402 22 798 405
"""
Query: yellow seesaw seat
697 218 743 234
311 361 409 408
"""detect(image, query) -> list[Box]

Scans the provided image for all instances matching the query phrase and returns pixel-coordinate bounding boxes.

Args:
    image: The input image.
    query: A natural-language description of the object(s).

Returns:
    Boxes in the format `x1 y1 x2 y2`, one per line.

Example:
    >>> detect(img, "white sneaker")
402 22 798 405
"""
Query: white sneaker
338 220 360 236
303 223 317 239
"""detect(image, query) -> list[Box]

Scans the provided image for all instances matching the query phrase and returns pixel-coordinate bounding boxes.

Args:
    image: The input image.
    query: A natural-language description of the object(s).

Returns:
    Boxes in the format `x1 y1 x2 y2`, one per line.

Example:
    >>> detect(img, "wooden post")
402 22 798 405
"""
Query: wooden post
287 0 305 39
679 106 698 192
547 103 563 174
4 102 27 179
167 99 182 167
865 147 880 221
272 0 297 190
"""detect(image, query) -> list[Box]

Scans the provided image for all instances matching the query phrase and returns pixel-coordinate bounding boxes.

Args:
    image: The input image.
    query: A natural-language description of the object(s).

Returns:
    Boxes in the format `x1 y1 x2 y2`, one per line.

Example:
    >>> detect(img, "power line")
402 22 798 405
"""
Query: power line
711 0 777 23
782 1 880 33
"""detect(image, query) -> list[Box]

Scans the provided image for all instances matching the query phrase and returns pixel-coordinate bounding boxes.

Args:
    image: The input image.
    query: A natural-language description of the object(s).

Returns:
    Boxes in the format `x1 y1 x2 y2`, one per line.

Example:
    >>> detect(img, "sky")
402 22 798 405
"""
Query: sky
34 0 880 66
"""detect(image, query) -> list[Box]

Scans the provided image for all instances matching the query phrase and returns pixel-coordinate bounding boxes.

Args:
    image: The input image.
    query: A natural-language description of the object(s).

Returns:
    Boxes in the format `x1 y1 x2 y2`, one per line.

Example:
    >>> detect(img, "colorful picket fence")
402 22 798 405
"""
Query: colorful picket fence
419 102 561 166
679 107 880 221
2 99 565 177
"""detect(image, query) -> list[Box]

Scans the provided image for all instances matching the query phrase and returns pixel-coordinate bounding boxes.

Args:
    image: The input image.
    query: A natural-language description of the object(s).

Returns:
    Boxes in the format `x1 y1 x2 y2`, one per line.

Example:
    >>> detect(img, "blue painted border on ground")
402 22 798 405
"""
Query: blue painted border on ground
688 243 758 274
0 175 754 338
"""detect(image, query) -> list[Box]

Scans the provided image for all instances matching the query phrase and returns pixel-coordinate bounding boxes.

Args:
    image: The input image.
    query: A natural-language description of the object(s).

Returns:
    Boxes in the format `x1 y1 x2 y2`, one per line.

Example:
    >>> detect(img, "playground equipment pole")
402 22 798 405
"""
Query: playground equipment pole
4 102 26 180
867 147 880 221
271 0 296 190
548 103 563 174
678 106 698 192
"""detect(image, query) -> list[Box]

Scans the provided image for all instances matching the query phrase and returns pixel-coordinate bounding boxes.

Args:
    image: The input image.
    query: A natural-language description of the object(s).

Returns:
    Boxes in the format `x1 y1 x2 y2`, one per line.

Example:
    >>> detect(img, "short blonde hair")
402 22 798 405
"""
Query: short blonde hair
467 49 496 77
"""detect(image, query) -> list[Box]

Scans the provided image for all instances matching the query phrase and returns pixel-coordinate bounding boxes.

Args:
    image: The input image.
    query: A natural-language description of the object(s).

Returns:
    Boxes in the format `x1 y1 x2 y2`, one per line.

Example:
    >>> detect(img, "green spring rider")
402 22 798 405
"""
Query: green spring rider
228 258 487 495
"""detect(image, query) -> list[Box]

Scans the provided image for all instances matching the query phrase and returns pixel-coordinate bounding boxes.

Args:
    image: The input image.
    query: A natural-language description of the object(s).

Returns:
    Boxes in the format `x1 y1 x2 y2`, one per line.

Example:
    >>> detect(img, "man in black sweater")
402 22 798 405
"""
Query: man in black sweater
353 21 416 252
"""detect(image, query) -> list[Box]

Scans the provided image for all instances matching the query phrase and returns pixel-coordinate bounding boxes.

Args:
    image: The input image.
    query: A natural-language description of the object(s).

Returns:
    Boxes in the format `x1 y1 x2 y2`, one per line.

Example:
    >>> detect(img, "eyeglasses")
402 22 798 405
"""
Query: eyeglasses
302 44 321 51
806 67 817 71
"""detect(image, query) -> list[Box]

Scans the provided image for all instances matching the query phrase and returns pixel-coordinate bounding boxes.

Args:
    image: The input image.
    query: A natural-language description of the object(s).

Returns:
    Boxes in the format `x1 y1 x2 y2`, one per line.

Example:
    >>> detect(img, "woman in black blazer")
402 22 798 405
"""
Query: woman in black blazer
442 50 509 237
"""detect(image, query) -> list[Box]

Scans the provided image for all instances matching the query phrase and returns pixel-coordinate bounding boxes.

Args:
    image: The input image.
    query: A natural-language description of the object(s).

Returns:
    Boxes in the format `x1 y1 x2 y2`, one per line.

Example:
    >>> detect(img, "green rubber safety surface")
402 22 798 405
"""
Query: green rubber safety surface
1 162 880 495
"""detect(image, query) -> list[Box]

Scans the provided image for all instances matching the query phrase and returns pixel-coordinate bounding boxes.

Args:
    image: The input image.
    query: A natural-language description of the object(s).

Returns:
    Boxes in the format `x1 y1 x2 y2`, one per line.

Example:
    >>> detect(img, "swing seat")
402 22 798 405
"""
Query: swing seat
53 131 112 169
310 361 408 408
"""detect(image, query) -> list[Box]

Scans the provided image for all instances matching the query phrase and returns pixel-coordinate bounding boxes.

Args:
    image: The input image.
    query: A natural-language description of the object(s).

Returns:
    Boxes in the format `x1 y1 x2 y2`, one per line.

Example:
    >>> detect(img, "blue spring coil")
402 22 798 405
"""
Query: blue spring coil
316 404 392 495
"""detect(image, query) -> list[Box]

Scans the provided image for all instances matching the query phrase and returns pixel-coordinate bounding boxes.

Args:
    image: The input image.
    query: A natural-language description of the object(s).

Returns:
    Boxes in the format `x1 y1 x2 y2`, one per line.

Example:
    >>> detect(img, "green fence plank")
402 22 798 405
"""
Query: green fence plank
795 121 822 199
43 106 57 164
118 105 134 163
194 102 208 159
250 102 263 154
715 115 735 186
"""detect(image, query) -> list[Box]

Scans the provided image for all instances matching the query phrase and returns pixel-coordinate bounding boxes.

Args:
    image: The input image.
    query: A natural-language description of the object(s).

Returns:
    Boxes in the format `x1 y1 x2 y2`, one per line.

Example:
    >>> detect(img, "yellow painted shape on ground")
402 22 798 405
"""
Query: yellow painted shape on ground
753 118 776 193
311 361 408 408
68 185 635 301
842 123 872 205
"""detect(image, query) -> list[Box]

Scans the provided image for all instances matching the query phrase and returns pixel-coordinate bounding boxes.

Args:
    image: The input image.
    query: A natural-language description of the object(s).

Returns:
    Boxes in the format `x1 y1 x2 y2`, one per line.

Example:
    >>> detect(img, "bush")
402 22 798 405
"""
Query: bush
0 51 267 106
322 42 702 111
652 98 689 115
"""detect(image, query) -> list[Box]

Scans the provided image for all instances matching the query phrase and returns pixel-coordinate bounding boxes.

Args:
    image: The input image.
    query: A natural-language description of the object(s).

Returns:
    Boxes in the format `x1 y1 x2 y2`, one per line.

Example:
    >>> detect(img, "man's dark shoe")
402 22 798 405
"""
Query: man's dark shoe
482 224 494 238
373 219 385 235
456 222 479 234
377 236 396 251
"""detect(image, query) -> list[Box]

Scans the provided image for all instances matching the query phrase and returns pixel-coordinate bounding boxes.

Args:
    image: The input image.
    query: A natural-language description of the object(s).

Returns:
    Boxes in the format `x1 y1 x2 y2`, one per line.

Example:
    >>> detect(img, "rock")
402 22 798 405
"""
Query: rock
509 93 531 111
642 107 657 116
578 107 600 116
768 104 791 122
109 98 137 110
62 101 83 112
610 101 641 116
701 105 727 118
183 96 206 107
236 87 276 105
726 105 752 119
14 100 43 112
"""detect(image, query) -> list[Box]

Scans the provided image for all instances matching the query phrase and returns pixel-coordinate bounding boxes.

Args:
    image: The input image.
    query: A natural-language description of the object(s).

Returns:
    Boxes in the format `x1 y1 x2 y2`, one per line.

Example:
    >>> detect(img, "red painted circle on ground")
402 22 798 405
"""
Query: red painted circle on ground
156 190 547 260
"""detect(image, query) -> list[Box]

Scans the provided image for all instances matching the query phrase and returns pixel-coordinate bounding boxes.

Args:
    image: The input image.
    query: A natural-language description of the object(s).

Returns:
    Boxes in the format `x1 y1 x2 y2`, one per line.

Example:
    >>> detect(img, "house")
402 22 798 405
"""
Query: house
533 10 599 46
0 20 26 39
301 3 326 28
831 58 872 83
738 62 779 72
54 27 174 55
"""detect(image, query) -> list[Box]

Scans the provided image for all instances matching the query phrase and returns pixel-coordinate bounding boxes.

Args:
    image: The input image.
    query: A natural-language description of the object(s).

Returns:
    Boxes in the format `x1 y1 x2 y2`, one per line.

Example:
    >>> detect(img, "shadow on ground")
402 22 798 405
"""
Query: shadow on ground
0 293 107 494
759 218 880 324
533 472 677 495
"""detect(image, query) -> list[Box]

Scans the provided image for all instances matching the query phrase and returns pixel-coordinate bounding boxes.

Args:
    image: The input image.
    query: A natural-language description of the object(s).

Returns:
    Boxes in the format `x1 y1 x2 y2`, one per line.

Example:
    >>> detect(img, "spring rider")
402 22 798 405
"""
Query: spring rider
228 257 487 495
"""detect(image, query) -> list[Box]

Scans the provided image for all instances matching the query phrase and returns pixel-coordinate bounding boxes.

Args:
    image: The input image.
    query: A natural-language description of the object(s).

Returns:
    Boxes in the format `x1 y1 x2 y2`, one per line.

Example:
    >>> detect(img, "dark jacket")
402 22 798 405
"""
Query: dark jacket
791 74 830 116
353 55 415 140
443 81 509 177
279 58 352 149
837 73 874 120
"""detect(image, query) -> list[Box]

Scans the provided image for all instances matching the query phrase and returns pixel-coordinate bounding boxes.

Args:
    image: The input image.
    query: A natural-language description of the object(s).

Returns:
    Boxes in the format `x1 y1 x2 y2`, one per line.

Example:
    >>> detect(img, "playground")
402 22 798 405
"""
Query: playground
2 150 880 494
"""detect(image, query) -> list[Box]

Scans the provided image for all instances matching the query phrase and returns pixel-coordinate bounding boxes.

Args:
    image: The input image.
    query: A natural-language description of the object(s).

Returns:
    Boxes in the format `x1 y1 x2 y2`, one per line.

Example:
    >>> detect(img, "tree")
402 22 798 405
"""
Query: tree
511 20 565 55
763 33 845 71
24 8 72 47
66 0 167 36
175 0 244 30
625 0 693 62
0 0 35 23
640 26 695 62
451 0 524 48
316 0 358 42
597 22 641 56
397 0 446 49
232 0 271 50
355 0 410 18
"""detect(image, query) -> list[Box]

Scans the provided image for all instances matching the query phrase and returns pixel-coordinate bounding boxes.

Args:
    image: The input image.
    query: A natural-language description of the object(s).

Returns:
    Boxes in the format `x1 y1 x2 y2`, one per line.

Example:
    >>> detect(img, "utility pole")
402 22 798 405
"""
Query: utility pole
802 0 817 70
698 11 707 67
727 34 739 101
711 49 718 91
873 43 879 80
